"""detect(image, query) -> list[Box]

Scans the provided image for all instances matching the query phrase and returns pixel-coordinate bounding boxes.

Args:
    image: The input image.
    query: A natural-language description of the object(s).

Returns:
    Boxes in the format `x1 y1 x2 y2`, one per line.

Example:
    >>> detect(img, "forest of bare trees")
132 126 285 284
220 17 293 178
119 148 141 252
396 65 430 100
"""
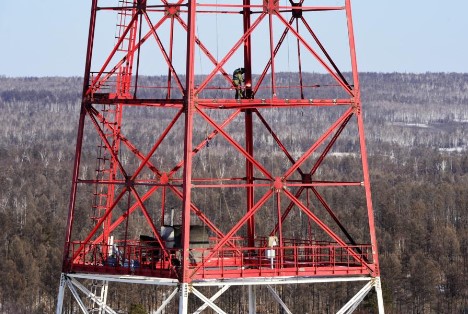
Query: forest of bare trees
0 73 466 313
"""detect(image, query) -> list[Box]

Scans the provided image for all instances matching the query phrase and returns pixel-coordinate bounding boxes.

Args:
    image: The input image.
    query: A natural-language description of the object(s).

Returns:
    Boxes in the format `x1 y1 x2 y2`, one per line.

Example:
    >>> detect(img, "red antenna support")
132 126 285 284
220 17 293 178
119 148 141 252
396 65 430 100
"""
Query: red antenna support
56 1 385 313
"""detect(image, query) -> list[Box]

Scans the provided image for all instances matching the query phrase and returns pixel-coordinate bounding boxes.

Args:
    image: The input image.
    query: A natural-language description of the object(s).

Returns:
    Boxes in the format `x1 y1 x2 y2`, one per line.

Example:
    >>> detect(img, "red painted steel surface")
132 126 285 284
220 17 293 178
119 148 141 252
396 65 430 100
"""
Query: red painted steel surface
62 0 381 284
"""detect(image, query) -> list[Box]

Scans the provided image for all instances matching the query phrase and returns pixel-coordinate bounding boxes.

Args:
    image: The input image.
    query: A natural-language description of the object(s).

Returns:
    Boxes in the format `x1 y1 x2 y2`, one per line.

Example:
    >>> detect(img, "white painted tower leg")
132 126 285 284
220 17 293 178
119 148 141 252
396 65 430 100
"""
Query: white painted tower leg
178 283 189 314
248 285 256 314
375 277 385 314
56 273 66 314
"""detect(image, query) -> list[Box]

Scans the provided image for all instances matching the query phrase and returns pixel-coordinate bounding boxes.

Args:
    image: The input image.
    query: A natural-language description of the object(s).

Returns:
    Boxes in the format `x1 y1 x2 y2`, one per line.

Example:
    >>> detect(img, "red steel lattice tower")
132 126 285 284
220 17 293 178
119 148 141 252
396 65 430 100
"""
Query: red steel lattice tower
56 0 385 313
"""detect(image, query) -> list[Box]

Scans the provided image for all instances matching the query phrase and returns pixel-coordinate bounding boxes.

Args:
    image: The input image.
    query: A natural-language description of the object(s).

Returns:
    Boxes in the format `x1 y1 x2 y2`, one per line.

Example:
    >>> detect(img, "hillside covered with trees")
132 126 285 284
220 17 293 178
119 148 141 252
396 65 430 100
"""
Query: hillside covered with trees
0 73 467 313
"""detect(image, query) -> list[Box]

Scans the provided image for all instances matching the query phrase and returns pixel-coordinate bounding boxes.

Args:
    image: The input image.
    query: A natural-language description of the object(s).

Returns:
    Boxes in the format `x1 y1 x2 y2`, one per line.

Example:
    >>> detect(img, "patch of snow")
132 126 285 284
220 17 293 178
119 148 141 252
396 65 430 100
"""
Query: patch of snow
438 146 466 153
405 123 430 128
391 122 431 128
329 152 357 157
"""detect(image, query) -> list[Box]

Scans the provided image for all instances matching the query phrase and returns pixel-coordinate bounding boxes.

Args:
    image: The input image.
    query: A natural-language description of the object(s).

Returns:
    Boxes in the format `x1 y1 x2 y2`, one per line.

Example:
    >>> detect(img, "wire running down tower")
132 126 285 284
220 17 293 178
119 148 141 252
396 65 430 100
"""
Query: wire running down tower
56 0 385 313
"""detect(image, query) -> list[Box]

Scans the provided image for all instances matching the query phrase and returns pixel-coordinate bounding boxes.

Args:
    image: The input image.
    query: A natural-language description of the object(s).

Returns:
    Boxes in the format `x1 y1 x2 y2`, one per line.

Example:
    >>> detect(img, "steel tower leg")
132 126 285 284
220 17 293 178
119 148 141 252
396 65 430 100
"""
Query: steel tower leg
178 283 189 314
375 277 385 314
248 285 256 314
56 273 66 314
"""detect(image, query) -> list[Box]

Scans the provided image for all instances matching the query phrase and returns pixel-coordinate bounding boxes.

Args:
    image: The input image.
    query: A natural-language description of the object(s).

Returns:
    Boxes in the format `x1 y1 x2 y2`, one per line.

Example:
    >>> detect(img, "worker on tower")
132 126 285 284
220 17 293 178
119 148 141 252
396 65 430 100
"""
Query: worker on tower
232 67 245 99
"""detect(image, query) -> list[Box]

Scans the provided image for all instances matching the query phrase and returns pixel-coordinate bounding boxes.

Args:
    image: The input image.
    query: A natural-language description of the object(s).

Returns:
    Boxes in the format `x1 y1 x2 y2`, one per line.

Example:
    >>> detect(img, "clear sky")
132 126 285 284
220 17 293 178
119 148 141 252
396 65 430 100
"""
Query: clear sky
1 0 467 77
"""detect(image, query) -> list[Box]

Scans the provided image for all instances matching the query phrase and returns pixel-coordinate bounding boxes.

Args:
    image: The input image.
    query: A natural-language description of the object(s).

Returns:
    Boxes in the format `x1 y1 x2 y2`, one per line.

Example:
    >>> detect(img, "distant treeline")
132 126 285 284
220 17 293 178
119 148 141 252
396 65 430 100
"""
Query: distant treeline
0 73 466 313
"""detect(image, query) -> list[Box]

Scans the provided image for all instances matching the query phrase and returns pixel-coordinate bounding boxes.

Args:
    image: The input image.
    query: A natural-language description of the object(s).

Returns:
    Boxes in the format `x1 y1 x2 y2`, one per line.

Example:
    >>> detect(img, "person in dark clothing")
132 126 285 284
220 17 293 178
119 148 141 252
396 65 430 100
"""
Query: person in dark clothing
232 67 245 99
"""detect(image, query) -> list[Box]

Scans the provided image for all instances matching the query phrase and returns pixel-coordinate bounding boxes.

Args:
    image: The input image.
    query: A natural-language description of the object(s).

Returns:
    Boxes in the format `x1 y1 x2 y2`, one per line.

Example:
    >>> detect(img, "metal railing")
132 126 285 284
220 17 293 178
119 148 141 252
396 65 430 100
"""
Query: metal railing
66 239 373 279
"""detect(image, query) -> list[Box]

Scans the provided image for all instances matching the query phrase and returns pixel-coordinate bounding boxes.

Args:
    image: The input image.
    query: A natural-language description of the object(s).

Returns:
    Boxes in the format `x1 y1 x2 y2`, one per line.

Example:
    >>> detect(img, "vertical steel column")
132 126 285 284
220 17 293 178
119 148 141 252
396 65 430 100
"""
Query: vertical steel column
248 285 256 314
375 277 385 313
161 186 167 226
243 0 253 98
55 274 66 314
167 16 175 99
268 2 277 97
178 283 190 314
62 0 98 272
243 1 255 247
103 1 138 245
102 107 123 245
345 0 380 277
346 2 384 312
245 109 255 246
180 0 197 312
99 280 109 314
